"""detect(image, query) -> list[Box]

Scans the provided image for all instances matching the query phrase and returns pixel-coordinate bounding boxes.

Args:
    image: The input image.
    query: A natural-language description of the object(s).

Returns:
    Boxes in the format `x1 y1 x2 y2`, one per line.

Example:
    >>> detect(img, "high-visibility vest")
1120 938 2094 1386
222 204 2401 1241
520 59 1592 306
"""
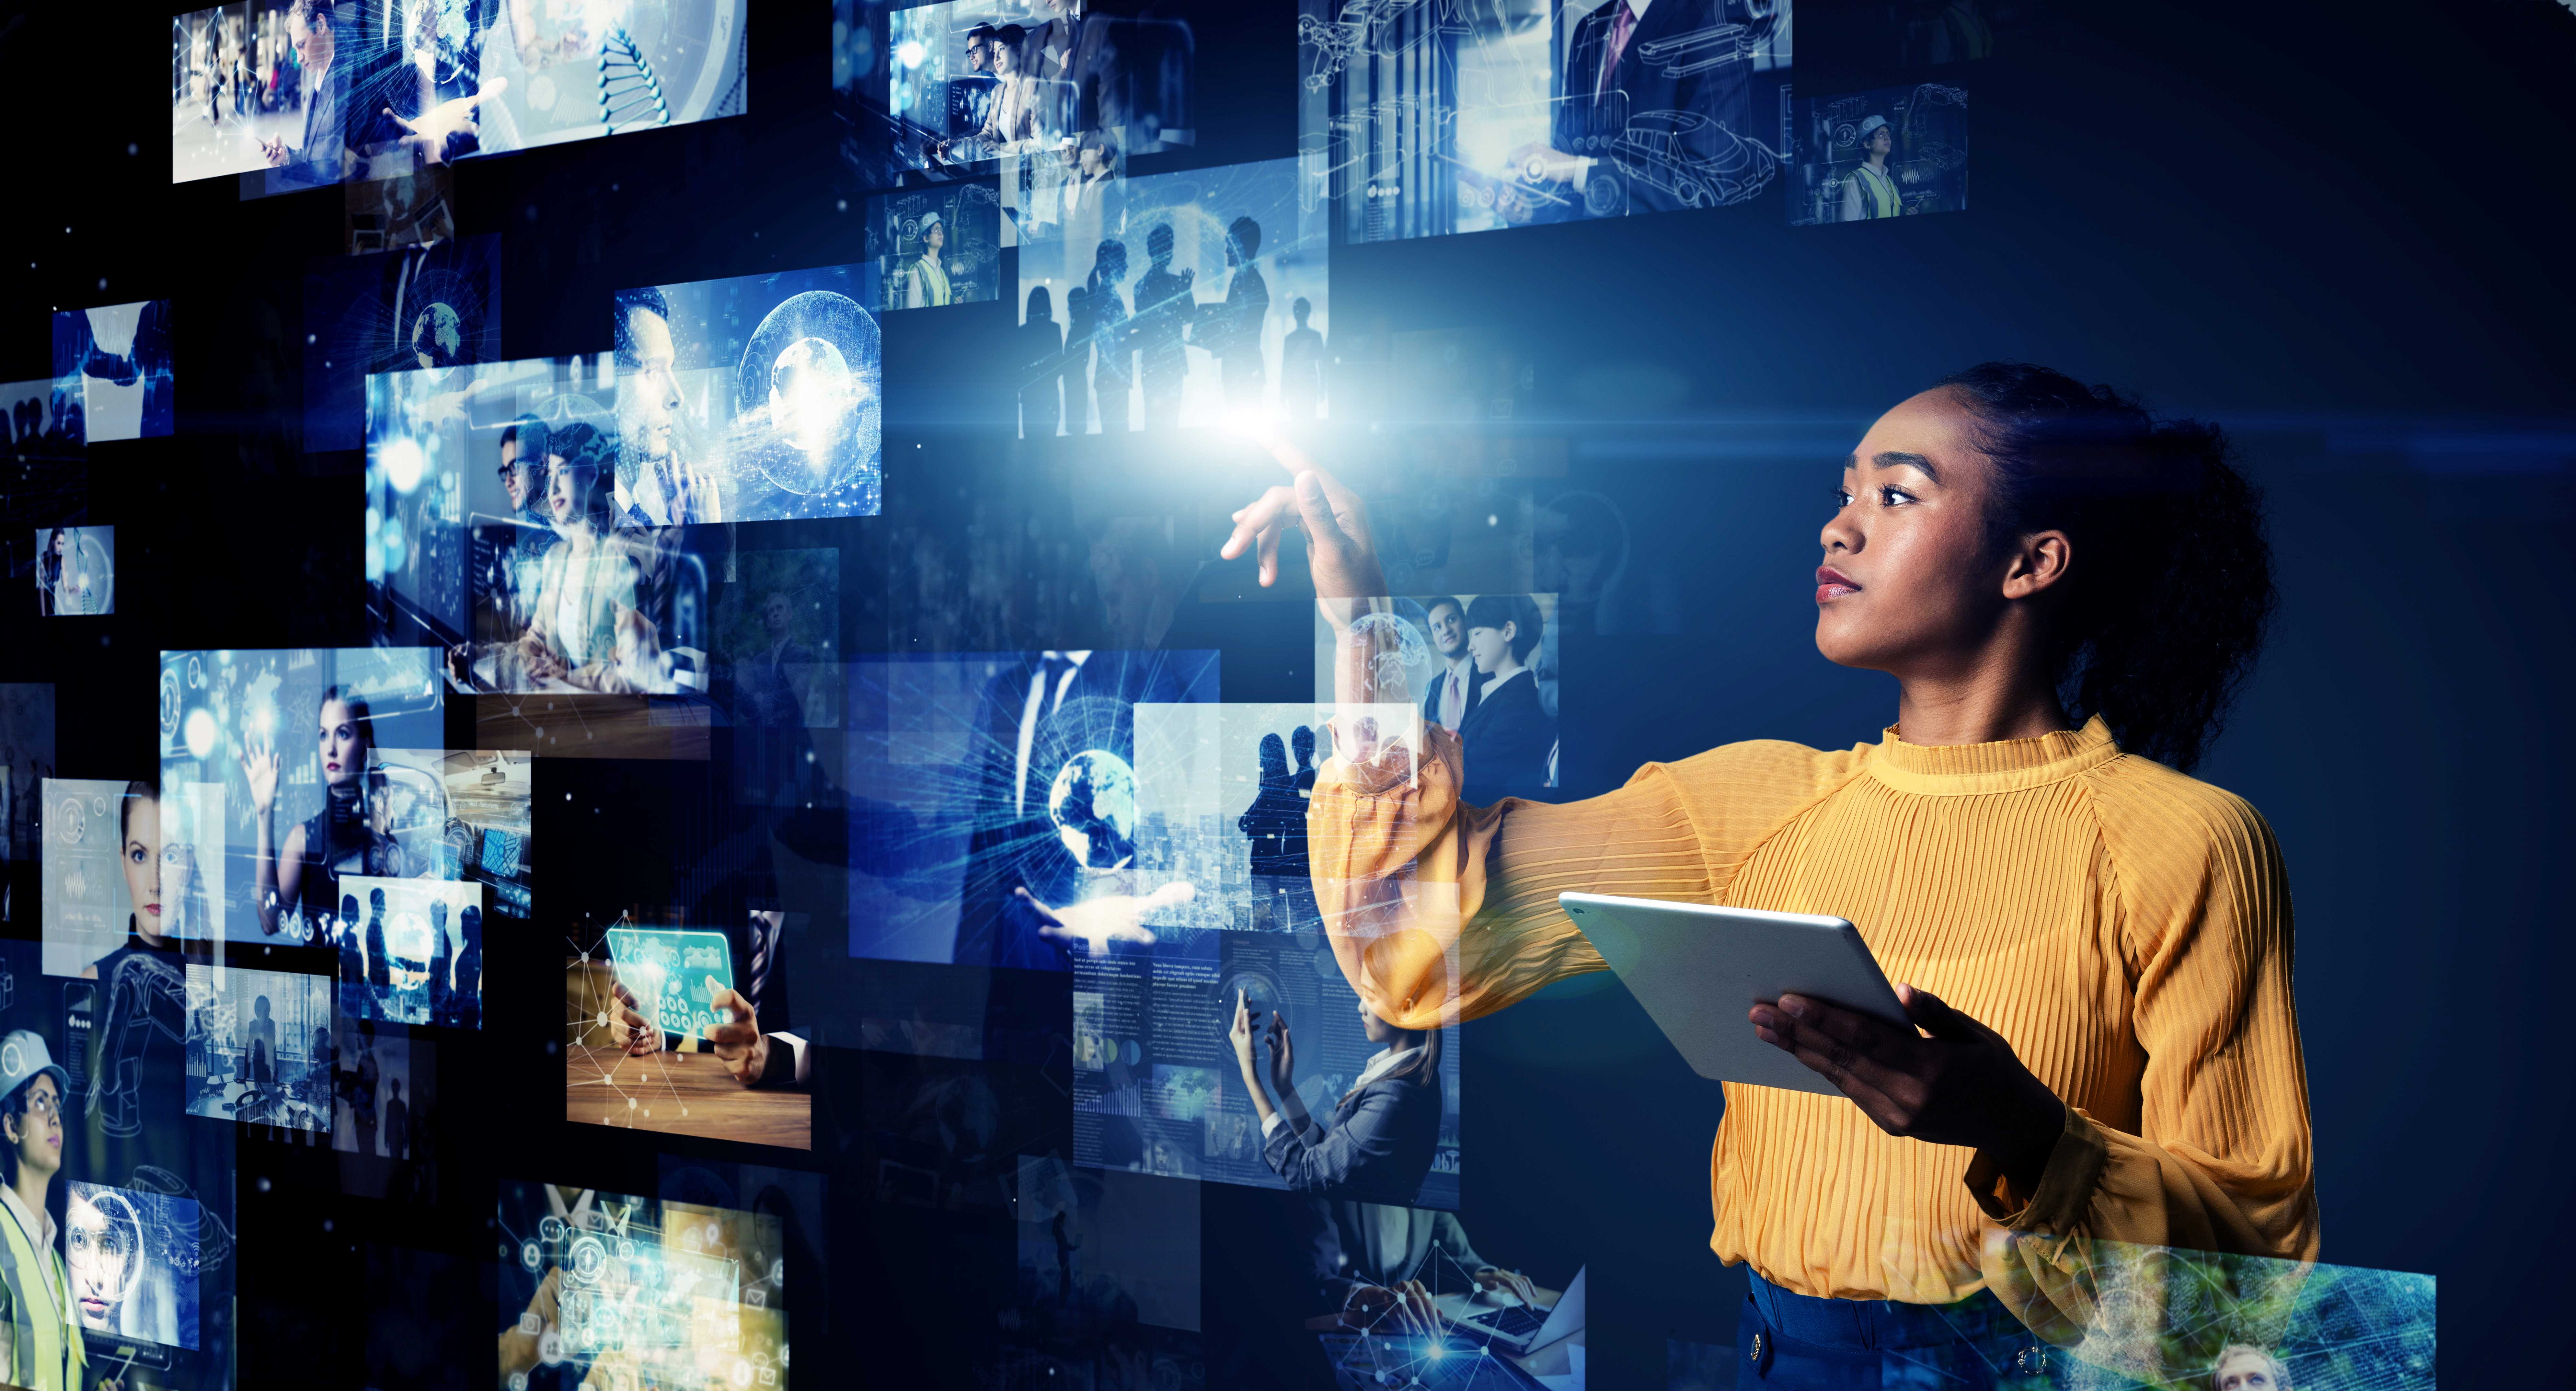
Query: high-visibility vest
0 1193 84 1391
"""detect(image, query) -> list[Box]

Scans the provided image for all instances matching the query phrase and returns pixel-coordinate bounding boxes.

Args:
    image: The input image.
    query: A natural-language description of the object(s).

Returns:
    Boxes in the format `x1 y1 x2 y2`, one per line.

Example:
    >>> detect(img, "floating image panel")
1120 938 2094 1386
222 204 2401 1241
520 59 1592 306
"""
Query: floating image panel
53 302 175 443
66 1182 203 1351
615 265 885 522
1301 0 1791 243
33 526 114 616
182 963 335 1132
1789 82 1968 225
210 0 750 195
1016 157 1328 437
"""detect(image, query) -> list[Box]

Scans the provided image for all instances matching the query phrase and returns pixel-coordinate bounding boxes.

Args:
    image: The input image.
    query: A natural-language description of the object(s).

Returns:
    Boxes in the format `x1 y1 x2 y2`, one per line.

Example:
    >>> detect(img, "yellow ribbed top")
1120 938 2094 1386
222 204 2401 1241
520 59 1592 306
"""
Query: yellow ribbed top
1308 714 2318 1303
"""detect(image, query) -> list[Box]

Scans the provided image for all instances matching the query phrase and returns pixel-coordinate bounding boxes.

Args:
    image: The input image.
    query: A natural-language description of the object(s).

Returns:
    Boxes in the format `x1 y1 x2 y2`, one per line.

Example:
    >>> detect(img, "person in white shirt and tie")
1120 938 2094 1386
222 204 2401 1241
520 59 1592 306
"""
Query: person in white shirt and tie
1418 596 1482 731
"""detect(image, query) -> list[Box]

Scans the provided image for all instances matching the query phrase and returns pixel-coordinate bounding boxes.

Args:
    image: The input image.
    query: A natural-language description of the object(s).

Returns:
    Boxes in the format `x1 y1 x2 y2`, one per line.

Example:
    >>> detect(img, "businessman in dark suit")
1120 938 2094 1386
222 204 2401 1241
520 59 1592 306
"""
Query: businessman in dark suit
953 649 1217 971
1515 0 1754 216
1418 596 1483 731
261 0 347 189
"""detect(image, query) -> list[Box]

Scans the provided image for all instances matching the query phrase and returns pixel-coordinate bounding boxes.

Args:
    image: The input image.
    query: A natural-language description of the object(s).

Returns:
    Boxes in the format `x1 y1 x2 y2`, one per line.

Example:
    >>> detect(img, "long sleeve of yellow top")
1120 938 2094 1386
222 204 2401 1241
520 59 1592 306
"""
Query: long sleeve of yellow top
1306 712 2318 1304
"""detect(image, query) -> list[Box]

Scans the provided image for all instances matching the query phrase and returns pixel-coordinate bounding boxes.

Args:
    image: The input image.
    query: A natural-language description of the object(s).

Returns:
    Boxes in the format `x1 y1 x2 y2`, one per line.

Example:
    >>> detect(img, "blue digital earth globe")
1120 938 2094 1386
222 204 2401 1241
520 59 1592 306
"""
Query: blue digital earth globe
1048 749 1138 871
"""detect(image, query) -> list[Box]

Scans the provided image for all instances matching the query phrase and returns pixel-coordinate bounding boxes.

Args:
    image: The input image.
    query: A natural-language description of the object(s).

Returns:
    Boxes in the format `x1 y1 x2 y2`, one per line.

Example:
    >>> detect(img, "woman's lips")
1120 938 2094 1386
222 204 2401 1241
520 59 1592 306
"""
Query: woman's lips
145 903 161 916
1815 567 1861 603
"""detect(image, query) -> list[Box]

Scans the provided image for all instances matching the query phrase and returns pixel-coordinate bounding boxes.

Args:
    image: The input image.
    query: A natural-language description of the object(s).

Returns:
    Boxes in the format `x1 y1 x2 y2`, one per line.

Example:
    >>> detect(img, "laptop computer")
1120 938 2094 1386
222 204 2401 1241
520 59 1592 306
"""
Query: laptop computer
1449 1265 1584 1356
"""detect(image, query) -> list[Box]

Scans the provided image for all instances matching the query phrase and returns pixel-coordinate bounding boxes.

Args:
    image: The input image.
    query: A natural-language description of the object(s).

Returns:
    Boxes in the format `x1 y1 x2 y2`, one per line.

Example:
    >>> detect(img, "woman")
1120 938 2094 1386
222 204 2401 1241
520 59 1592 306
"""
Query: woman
513 423 649 691
973 26 1038 153
243 685 395 940
37 527 88 616
80 782 176 980
905 212 953 309
1453 594 1554 805
1841 114 1903 221
1224 934 1446 1206
1221 363 2312 1382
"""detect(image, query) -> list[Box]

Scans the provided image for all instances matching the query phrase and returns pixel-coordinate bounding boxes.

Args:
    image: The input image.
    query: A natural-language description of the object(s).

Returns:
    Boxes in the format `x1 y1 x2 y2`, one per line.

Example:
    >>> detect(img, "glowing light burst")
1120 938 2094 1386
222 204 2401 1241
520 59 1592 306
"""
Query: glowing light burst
381 436 426 493
183 709 218 761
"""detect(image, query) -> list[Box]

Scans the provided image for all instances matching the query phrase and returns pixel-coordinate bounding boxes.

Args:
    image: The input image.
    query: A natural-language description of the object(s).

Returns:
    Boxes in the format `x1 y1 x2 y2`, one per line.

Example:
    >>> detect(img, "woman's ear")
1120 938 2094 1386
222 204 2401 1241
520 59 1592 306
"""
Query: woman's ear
2002 529 2072 600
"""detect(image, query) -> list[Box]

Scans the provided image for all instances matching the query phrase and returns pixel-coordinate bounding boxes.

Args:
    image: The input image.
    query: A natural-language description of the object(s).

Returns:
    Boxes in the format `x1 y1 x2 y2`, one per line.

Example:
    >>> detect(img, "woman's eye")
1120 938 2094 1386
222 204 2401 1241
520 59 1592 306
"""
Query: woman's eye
1879 487 1914 506
1832 488 1852 508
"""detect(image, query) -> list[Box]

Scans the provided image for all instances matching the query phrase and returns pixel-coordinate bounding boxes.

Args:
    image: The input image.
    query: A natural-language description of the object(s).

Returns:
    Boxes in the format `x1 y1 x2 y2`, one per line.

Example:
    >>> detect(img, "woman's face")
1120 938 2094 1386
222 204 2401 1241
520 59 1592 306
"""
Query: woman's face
52 531 67 556
1358 997 1395 1045
1816 388 2031 675
547 457 587 531
1868 127 1893 156
1465 624 1511 674
123 796 162 937
318 698 367 787
67 1190 133 1330
993 42 1017 76
926 222 946 251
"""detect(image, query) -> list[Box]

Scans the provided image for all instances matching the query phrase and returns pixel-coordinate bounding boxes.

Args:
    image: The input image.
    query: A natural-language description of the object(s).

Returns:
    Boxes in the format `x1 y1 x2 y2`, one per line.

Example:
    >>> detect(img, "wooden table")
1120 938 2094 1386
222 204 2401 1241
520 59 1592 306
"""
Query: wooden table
565 1043 810 1150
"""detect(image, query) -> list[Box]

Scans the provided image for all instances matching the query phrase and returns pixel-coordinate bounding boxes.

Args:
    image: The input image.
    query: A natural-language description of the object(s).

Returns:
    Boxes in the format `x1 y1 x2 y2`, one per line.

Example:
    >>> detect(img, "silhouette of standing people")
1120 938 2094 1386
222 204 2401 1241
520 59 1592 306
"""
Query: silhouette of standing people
1281 296 1325 420
1077 238 1133 432
1021 286 1066 438
1213 216 1270 407
1132 224 1195 429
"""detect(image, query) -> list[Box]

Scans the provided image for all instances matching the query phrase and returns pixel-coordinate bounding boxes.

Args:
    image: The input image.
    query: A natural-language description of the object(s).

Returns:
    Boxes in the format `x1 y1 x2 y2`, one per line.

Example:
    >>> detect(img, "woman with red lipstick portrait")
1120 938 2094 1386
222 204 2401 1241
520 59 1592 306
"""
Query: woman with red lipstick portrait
242 686 399 942
1225 362 2312 1383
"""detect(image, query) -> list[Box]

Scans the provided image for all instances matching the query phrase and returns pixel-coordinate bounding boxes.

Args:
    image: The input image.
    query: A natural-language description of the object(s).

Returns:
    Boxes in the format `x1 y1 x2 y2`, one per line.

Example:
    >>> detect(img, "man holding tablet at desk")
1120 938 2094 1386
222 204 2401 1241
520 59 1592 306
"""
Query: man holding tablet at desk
1223 365 2317 1385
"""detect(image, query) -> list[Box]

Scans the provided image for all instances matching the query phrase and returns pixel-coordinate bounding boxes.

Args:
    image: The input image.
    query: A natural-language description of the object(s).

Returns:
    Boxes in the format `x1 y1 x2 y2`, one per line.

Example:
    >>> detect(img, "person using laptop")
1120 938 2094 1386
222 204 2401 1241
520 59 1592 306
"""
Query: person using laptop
1222 362 2314 1384
1309 1198 1544 1343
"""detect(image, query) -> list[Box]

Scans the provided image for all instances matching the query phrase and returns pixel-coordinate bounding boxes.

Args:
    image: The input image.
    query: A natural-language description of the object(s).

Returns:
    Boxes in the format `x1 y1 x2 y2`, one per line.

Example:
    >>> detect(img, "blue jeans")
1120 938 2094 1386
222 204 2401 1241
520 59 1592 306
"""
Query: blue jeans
1735 1269 2058 1389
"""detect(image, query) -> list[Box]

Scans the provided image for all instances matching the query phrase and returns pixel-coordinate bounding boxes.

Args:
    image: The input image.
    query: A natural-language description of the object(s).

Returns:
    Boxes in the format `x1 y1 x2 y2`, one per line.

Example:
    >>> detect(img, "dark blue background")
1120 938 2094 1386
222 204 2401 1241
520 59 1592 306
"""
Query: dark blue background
3 1 2570 1384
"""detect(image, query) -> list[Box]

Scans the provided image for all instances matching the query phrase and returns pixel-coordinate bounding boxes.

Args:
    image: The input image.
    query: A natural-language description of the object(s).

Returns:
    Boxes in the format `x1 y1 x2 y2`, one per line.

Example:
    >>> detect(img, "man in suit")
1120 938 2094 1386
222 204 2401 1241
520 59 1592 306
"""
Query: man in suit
1418 596 1482 731
1514 0 1754 216
260 0 345 189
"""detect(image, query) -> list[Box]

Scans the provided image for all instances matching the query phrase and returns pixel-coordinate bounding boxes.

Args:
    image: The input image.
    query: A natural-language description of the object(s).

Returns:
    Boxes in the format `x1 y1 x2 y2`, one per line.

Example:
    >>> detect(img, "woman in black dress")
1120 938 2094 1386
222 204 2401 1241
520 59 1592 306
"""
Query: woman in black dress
1455 594 1555 806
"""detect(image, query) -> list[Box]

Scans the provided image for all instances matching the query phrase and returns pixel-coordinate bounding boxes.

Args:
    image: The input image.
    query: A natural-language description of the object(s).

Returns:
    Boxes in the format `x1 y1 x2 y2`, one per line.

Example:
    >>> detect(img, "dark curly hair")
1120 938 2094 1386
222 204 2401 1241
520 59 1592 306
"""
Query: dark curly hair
1937 362 2275 773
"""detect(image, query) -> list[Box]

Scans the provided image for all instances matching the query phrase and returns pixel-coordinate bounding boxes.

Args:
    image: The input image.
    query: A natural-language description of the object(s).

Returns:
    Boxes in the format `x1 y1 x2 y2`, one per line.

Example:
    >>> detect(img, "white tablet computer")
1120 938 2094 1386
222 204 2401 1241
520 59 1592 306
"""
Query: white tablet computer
1558 892 1910 1097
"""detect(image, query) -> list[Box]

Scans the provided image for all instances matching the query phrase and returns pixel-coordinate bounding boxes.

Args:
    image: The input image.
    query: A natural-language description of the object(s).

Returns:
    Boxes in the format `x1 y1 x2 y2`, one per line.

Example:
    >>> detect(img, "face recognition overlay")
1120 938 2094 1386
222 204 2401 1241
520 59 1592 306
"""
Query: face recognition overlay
1073 926 1463 1209
52 302 176 443
1301 0 1791 243
64 1182 202 1352
844 650 1221 967
338 876 485 1027
1317 595 1561 801
198 0 750 195
1132 703 1420 934
42 779 153 978
1789 82 1968 225
616 265 885 523
306 235 503 452
1016 157 1328 436
869 184 1004 311
157 648 444 946
833 0 1195 192
604 928 737 1043
182 963 335 1132
496 1180 788 1391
